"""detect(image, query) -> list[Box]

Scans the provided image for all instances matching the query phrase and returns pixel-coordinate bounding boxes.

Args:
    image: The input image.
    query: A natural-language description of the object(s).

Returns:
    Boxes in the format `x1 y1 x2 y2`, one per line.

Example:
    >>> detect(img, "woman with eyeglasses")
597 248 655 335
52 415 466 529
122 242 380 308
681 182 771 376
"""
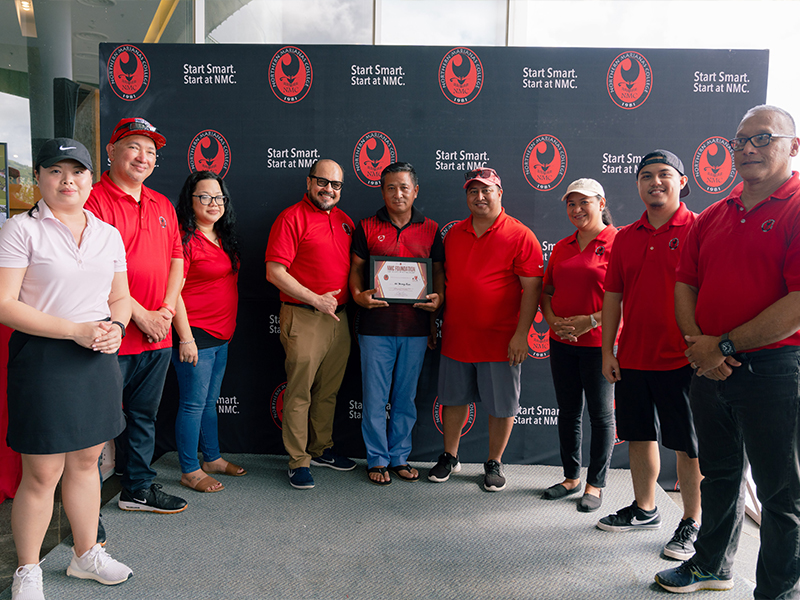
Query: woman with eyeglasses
1 139 132 600
540 178 617 513
172 171 244 493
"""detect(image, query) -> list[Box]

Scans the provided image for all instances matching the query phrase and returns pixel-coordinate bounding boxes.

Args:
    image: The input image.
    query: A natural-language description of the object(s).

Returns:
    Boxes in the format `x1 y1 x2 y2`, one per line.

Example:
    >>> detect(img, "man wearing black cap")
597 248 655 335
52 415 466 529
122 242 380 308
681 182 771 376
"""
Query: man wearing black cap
598 150 703 561
85 117 187 514
656 105 800 597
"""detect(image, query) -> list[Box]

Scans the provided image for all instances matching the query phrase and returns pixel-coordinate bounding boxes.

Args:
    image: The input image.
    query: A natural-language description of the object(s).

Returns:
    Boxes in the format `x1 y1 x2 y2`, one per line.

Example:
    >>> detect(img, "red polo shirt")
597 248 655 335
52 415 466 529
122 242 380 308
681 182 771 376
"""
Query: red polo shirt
351 206 443 337
265 194 353 305
677 172 800 350
181 230 239 341
544 225 617 347
604 202 696 370
85 171 182 355
441 209 544 363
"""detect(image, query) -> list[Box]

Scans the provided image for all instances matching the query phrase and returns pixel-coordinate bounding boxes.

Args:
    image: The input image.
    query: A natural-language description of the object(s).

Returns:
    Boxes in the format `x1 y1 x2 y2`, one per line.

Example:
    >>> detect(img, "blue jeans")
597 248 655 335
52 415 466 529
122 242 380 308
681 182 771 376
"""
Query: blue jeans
172 343 228 474
548 340 615 487
359 335 428 468
116 349 171 492
690 347 800 600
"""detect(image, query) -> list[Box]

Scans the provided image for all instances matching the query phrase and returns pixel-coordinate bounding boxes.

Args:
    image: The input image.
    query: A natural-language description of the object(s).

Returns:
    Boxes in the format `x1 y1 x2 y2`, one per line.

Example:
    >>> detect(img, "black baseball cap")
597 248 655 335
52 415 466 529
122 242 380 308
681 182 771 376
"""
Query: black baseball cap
35 138 93 172
635 149 690 198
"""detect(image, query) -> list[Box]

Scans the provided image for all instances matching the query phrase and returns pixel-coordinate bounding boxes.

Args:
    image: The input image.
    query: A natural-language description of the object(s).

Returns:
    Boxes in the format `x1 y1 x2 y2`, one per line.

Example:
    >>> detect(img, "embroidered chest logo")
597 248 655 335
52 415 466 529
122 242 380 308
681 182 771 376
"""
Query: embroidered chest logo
668 238 679 250
595 245 605 257
342 222 352 236
377 234 386 242
761 219 775 232
159 216 167 229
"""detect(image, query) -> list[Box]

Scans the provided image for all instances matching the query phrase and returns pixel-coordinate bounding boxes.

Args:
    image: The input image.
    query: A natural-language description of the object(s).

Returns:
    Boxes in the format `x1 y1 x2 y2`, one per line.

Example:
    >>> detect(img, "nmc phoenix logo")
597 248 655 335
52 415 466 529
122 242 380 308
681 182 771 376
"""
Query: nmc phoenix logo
353 131 397 187
606 51 652 110
693 138 736 195
269 46 313 104
188 130 232 178
439 47 483 105
107 45 150 101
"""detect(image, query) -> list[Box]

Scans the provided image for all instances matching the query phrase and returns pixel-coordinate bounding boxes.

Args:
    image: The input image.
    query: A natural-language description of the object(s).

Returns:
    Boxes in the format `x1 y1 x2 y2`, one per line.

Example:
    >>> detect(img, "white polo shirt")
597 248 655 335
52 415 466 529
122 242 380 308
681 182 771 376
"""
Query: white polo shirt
0 201 126 323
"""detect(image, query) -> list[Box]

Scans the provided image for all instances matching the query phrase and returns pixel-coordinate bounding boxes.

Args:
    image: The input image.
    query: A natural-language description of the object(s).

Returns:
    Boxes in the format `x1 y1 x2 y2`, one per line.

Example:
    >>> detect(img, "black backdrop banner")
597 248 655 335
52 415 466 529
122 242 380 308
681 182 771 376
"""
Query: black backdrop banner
99 43 767 486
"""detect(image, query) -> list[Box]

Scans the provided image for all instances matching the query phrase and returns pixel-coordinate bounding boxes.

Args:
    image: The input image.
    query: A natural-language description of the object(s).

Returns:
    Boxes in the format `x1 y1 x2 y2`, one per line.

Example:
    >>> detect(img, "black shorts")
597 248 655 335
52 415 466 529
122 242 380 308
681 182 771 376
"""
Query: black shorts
614 365 697 458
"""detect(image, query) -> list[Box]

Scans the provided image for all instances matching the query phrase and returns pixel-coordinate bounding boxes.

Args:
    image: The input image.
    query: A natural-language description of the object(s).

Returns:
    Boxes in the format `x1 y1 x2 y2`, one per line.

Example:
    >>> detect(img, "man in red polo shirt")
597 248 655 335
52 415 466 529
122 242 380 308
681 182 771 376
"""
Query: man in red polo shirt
599 150 702 561
266 159 356 490
85 117 187 514
427 168 543 492
656 106 800 597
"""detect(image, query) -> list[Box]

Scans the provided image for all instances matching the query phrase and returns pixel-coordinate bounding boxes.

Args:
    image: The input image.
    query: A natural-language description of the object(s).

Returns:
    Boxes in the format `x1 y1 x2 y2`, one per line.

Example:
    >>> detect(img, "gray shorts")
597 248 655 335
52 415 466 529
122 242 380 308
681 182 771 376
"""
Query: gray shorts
437 355 521 418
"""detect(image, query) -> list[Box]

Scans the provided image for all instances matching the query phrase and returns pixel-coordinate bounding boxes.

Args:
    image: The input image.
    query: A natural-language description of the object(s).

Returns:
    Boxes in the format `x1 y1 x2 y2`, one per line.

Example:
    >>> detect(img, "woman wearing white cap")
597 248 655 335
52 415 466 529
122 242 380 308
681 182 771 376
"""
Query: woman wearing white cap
540 178 617 512
0 139 133 599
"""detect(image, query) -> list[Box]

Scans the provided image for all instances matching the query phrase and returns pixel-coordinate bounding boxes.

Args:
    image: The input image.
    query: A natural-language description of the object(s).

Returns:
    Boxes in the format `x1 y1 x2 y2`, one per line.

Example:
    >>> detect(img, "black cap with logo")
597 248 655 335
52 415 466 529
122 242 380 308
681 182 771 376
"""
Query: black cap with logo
635 149 690 198
35 138 93 172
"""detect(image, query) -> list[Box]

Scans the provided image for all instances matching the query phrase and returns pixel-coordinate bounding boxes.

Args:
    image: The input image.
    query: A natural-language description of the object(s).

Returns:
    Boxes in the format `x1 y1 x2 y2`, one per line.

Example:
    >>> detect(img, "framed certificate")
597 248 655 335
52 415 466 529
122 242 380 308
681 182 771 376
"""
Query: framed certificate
370 256 432 304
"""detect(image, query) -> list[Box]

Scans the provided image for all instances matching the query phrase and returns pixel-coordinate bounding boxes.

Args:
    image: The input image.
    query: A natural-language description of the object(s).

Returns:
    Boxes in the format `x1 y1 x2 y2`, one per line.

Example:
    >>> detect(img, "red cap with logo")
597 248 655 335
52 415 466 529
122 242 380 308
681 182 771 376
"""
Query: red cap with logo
109 117 166 149
463 167 502 189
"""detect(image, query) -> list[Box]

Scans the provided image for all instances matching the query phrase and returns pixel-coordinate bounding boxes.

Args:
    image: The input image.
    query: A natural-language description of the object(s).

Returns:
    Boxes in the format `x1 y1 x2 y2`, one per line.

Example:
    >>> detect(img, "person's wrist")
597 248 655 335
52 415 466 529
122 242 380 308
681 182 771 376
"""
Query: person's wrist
160 302 176 317
179 338 195 345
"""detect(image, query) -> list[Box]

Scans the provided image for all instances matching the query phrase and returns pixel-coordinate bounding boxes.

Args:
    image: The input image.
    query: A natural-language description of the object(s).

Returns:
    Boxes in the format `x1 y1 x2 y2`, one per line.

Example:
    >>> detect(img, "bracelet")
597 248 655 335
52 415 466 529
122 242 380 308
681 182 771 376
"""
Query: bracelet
160 303 176 316
111 320 126 338
179 338 195 345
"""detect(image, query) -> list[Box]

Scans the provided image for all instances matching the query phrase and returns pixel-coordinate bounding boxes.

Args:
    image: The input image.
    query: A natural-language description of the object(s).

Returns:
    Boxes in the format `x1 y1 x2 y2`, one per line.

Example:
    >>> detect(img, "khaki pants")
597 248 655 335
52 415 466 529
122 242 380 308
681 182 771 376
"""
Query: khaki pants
279 304 350 469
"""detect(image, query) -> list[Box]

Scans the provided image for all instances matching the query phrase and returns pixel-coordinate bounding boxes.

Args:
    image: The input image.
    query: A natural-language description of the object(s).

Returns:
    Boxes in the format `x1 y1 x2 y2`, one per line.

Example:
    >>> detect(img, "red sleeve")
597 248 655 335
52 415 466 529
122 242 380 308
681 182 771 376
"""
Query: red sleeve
513 228 544 278
543 240 565 288
265 210 298 269
675 216 701 289
604 231 624 293
784 208 800 292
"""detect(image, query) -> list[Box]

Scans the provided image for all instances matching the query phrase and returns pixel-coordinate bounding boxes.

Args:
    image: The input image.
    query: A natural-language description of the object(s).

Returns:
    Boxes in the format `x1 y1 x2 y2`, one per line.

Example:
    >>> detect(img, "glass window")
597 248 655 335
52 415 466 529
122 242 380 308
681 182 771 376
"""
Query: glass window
208 0 373 44
379 0 507 46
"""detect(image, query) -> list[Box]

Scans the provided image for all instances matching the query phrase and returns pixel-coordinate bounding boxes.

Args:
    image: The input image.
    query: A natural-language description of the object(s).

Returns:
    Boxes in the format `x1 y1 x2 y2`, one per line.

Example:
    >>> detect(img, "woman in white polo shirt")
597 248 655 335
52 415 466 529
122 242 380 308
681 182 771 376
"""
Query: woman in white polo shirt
0 139 133 600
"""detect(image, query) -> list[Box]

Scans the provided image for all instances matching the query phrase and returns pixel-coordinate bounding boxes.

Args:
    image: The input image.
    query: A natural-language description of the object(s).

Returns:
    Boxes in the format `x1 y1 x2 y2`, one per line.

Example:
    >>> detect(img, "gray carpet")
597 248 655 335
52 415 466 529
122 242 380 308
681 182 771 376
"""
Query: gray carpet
2 453 754 600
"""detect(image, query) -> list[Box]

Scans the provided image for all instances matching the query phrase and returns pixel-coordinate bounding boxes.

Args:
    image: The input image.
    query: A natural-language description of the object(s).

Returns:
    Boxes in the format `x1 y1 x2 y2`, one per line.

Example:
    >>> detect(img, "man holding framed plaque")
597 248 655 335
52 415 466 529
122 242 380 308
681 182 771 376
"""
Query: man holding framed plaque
350 162 444 485
428 168 543 492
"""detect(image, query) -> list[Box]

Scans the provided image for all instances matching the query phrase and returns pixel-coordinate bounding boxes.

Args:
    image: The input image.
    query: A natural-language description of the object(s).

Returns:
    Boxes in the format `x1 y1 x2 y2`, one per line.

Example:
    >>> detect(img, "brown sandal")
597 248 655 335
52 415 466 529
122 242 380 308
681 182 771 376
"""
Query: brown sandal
203 462 247 477
180 475 224 493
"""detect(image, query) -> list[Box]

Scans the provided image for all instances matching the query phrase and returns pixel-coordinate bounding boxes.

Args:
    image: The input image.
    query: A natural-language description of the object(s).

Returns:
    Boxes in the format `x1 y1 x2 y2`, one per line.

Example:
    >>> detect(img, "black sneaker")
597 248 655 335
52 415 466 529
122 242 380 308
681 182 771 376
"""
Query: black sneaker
118 483 188 514
97 513 106 546
483 460 506 492
655 561 733 593
663 518 700 560
597 500 661 532
428 452 461 482
310 449 356 471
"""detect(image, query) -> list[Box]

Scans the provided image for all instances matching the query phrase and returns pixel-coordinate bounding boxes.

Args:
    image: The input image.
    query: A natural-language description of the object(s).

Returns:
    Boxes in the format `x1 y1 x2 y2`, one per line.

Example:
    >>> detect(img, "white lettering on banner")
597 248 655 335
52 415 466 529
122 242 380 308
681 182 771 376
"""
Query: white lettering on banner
693 71 750 94
266 148 320 169
351 64 405 86
522 66 578 90
183 63 237 86
217 396 239 415
515 405 559 425
601 152 642 175
434 149 490 172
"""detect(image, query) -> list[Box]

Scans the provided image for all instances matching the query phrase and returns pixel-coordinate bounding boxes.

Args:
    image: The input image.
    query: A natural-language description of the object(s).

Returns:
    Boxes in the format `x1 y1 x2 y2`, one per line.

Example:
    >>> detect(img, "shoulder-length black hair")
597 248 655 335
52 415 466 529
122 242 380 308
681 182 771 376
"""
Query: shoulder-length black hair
176 171 240 272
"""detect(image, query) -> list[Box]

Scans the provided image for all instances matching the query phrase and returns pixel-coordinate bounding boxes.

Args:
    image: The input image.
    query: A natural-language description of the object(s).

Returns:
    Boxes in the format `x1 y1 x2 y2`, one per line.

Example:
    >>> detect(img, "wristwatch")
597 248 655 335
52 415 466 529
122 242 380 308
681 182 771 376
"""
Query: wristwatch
112 320 126 338
718 332 736 356
590 314 598 329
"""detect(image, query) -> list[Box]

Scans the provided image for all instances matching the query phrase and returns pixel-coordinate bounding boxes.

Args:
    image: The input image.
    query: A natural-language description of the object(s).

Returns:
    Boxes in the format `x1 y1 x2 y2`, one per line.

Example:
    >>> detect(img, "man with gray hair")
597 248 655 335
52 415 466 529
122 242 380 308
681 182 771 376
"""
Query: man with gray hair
656 105 800 597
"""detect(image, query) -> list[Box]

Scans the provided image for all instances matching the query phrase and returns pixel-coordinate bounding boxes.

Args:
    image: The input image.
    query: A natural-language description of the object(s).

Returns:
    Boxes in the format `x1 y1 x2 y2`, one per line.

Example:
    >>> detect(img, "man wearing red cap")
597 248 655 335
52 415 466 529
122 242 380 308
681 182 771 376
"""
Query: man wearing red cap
428 168 543 492
85 117 187 513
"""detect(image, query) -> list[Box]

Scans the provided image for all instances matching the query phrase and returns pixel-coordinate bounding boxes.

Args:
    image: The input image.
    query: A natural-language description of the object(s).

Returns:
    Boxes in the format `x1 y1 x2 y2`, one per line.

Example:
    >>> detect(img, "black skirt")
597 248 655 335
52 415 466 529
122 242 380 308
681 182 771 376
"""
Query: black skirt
6 331 125 455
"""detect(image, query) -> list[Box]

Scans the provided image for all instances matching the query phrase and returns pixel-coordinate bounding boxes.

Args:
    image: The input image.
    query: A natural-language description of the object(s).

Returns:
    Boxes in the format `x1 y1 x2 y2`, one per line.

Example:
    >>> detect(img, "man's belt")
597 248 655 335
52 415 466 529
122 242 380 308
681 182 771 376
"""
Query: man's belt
284 301 347 314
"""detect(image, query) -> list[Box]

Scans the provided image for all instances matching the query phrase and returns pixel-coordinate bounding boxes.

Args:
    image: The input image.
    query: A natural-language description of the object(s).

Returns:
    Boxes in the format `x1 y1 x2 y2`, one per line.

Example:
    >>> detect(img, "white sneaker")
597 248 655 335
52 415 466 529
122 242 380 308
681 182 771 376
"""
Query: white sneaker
11 562 45 600
66 543 132 585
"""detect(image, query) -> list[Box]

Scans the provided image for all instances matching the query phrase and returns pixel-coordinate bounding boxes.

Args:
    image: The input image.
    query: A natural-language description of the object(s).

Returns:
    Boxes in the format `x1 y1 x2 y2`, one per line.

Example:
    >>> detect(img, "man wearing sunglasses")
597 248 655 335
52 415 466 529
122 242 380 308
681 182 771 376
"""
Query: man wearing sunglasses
655 106 800 598
266 159 357 490
428 168 543 492
85 117 188 515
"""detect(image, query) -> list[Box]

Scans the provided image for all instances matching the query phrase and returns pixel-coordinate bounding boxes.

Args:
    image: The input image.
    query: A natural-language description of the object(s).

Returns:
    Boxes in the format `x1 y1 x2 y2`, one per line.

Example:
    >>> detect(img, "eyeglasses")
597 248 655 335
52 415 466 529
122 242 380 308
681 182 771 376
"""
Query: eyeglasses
464 168 499 181
310 176 343 191
728 133 795 151
192 194 228 205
